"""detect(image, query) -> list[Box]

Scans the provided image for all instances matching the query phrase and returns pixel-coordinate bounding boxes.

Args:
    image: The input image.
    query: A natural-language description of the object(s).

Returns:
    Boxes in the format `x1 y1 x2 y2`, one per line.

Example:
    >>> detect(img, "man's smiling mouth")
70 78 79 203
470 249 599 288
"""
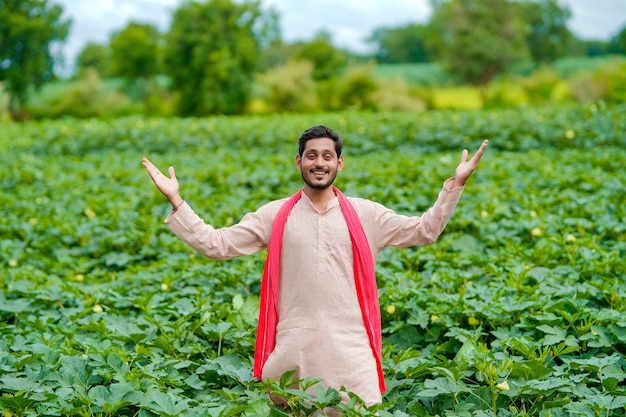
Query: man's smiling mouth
311 169 328 176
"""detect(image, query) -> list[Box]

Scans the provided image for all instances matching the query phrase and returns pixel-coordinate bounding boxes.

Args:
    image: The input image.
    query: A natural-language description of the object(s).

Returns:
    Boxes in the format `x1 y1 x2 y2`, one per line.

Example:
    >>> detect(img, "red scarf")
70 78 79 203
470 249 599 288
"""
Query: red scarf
252 187 386 393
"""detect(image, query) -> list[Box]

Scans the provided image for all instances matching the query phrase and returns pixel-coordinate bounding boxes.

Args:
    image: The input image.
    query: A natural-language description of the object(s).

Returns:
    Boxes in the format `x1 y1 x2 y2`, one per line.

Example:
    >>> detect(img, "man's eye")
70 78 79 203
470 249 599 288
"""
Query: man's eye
324 154 332 160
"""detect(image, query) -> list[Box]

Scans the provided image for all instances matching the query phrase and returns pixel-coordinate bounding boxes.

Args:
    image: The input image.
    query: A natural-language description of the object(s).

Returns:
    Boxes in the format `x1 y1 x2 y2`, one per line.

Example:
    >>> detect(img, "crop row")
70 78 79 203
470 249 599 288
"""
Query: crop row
1 106 625 416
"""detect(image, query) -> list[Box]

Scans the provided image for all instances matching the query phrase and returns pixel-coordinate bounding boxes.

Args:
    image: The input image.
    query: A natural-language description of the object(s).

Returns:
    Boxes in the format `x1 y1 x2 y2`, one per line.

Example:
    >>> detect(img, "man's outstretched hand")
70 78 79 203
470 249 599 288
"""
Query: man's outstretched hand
142 157 184 209
452 140 489 188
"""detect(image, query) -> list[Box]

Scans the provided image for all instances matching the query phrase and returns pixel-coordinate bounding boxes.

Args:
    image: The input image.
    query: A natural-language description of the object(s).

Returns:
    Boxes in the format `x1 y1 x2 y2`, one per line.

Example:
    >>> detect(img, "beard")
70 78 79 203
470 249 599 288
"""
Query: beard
301 168 338 190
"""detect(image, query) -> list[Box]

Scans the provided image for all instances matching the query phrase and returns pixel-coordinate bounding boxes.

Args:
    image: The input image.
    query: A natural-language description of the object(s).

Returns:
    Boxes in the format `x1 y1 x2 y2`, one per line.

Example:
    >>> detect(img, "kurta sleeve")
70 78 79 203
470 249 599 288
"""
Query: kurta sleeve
164 200 280 260
370 178 464 250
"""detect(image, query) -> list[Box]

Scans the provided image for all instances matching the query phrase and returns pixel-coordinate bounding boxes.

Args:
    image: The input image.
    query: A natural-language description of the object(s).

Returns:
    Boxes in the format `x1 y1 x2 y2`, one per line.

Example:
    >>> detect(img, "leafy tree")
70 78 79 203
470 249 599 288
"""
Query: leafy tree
75 42 111 77
27 68 134 119
255 5 282 50
368 23 431 63
566 37 610 57
427 0 529 103
257 41 300 71
0 0 70 120
334 64 380 110
581 39 610 57
109 22 161 113
254 6 284 71
109 22 161 80
259 60 318 113
608 25 626 55
294 31 348 81
522 0 573 63
164 0 269 116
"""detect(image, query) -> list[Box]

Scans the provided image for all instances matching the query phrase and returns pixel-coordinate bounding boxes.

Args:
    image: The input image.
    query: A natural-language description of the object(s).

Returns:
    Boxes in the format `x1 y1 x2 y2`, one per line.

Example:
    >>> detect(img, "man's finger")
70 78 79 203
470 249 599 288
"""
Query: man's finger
168 166 176 180
471 140 489 163
142 158 157 172
142 159 164 182
477 140 489 154
461 149 469 164
142 157 154 168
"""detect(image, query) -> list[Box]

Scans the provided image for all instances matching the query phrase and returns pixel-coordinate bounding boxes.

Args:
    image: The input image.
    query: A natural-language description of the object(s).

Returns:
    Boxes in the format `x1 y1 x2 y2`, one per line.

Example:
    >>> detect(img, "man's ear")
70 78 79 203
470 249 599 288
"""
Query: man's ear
337 155 344 172
295 154 302 171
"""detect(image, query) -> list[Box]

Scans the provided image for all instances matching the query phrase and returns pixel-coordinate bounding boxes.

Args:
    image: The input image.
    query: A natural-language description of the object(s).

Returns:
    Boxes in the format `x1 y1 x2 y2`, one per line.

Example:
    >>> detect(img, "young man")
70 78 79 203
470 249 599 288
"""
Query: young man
142 125 488 409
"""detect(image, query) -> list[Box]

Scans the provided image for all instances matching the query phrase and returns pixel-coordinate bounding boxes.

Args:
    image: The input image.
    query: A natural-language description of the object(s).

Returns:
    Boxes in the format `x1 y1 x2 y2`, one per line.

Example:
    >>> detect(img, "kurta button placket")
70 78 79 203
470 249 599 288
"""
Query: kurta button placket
318 215 324 274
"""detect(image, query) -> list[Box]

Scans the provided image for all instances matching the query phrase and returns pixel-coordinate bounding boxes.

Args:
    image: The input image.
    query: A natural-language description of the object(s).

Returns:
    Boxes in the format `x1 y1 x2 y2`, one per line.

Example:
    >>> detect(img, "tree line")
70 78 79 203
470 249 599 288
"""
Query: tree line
1 0 625 120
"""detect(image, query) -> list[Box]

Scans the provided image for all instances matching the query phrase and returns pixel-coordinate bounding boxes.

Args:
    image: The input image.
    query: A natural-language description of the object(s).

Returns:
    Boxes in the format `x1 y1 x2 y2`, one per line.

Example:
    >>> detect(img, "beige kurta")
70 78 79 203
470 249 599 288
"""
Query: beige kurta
165 179 464 406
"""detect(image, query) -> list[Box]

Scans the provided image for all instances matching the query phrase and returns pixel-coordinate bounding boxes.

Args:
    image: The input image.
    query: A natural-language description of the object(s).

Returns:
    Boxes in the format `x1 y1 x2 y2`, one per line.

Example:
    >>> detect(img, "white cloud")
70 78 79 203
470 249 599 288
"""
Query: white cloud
564 0 626 39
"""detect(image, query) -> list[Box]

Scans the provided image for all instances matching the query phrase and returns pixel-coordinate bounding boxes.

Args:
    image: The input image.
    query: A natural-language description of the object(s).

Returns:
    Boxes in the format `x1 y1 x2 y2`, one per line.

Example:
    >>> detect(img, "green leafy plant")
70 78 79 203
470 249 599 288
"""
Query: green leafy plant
1 105 624 416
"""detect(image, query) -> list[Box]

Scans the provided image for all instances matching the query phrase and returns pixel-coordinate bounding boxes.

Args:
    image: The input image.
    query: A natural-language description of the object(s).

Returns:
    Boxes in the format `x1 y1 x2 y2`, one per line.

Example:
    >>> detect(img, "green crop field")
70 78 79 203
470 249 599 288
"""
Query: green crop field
1 105 625 416
374 63 451 86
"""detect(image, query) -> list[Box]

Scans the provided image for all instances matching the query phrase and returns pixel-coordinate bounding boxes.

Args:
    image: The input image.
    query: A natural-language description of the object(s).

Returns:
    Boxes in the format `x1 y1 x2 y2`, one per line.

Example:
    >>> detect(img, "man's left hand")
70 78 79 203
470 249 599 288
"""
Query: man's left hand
452 140 489 188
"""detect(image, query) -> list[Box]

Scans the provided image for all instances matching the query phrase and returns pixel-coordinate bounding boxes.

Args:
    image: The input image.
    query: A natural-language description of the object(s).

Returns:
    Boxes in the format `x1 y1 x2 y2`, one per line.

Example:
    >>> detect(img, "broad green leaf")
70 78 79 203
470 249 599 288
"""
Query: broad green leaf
232 294 244 310
536 324 567 346
0 298 32 313
89 383 137 413
184 373 206 390
269 407 292 417
417 377 463 397
107 352 130 375
526 377 573 393
600 365 626 382
448 234 485 254
197 353 253 383
0 395 38 411
610 396 626 410
0 376 37 392
140 389 189 417
105 314 150 343
314 385 341 407
585 325 612 348
453 339 477 368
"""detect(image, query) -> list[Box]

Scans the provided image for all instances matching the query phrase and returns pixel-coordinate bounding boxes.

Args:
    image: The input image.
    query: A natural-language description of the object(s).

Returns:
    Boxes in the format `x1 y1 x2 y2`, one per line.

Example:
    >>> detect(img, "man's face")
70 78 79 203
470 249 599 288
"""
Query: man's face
295 137 344 191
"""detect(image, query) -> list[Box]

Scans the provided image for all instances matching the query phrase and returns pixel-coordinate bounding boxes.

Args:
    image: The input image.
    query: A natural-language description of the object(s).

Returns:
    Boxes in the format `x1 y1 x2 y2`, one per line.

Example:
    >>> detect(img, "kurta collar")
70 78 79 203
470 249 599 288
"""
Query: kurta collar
299 190 340 213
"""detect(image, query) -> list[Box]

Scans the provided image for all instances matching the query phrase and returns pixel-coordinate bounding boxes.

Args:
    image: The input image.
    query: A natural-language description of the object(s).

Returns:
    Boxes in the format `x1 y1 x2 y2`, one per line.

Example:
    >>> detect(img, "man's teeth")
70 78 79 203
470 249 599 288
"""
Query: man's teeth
312 170 327 175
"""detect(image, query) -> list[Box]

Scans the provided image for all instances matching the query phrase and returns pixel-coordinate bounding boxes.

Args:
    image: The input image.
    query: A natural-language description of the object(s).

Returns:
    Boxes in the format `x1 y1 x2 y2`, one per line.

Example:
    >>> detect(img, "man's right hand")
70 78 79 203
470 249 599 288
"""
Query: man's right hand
142 157 184 209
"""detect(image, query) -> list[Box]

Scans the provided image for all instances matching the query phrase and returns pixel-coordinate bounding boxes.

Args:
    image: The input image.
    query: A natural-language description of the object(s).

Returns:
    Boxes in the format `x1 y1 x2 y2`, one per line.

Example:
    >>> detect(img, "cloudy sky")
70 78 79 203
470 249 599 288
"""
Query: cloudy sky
52 0 626 75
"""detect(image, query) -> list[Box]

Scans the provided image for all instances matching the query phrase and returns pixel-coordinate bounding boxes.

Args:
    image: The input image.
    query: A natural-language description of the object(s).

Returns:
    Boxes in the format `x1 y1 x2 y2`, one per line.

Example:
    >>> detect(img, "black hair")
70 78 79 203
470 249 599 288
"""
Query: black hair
297 125 343 157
